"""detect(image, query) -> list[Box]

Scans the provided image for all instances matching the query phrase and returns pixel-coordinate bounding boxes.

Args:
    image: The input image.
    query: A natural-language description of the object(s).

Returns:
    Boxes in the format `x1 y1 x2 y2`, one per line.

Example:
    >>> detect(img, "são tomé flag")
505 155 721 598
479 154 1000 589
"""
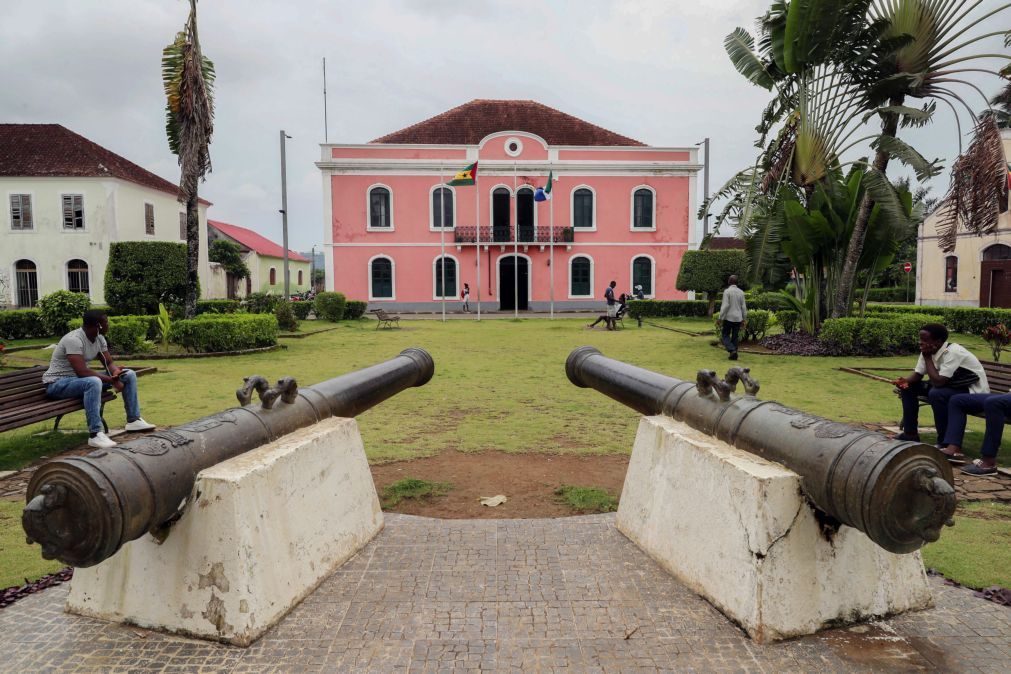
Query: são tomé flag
448 161 478 186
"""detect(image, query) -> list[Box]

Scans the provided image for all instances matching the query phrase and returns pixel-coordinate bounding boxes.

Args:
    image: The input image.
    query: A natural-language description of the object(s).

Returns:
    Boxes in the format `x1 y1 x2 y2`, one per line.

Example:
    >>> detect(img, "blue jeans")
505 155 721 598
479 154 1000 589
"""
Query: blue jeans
944 393 1011 458
46 370 141 434
721 321 742 353
899 382 968 442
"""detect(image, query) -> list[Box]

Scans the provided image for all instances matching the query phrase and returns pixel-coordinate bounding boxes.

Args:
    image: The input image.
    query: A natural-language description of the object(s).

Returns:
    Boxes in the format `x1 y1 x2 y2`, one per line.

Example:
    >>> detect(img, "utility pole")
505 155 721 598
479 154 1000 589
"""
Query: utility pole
696 138 711 239
280 130 292 298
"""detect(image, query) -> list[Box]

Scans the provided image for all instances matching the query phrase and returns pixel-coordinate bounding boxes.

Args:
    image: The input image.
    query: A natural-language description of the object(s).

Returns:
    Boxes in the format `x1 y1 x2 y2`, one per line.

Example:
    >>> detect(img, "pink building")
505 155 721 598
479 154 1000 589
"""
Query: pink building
319 100 701 311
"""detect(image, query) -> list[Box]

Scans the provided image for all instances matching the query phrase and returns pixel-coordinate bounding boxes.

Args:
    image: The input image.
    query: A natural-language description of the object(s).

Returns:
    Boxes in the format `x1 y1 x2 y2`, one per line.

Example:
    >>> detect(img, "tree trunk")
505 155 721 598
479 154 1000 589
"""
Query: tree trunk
831 96 903 318
185 193 200 318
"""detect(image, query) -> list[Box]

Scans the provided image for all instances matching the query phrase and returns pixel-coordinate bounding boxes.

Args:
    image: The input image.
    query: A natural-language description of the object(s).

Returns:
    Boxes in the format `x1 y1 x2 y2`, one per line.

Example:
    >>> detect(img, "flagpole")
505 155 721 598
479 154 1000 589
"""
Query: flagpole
475 167 481 321
549 167 555 319
513 161 518 320
440 163 446 322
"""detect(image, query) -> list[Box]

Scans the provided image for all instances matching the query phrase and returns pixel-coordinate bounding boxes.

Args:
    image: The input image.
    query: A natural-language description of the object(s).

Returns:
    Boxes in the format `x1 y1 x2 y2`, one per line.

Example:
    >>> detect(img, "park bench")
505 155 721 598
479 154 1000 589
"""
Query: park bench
0 365 155 433
371 308 401 330
910 359 1011 423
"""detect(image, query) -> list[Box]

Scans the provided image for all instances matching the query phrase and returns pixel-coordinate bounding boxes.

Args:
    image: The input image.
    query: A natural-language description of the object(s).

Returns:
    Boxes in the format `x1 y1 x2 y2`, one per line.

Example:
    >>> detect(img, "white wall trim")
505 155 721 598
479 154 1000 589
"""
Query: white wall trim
570 184 597 231
64 257 92 300
328 241 691 248
365 183 394 231
322 171 335 291
431 253 460 299
629 185 657 232
494 252 533 304
568 254 595 299
630 253 656 298
368 254 396 301
428 183 457 231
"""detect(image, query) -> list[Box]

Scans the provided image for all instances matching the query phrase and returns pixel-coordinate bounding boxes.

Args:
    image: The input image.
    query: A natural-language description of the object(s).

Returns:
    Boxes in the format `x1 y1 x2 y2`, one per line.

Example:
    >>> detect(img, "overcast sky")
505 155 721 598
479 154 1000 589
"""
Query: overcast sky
2 0 1007 252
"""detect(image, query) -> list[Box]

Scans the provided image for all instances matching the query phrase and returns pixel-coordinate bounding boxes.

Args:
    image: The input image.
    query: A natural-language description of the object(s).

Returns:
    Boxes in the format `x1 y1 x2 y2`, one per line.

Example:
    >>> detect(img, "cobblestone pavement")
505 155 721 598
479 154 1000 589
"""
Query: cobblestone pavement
1 514 1008 673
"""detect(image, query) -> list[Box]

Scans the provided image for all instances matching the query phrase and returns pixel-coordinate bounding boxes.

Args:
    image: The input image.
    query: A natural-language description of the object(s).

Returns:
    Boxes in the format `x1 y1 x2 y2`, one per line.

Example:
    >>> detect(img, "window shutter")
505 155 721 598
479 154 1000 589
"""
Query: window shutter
145 203 155 235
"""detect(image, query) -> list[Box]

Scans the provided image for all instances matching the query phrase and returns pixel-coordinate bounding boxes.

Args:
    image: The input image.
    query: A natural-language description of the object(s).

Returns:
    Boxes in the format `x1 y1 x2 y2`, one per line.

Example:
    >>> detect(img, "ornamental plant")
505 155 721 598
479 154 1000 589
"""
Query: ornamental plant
982 324 1010 362
37 290 91 335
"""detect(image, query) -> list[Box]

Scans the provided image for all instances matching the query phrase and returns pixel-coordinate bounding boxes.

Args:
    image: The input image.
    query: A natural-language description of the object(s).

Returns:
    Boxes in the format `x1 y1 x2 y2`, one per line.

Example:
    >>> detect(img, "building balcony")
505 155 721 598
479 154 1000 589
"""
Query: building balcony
452 226 574 245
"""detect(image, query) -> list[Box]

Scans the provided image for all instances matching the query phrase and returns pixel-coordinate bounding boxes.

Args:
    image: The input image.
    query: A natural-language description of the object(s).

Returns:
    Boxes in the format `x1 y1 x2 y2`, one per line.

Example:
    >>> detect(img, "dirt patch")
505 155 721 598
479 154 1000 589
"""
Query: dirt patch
371 450 629 519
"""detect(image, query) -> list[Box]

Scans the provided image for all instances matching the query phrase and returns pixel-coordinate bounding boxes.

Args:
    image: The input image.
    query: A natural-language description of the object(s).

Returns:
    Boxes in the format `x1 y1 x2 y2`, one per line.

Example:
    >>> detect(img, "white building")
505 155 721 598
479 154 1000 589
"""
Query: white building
0 124 211 308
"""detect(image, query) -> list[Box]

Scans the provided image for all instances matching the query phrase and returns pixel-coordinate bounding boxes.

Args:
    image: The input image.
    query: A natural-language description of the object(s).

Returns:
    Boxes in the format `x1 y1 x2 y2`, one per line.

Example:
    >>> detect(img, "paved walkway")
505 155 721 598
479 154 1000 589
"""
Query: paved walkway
1 514 1008 673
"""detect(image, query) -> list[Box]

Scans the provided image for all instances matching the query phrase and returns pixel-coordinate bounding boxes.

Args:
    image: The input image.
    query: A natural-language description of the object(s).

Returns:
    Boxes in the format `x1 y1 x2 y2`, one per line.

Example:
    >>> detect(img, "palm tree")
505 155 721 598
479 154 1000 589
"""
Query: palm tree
162 0 215 318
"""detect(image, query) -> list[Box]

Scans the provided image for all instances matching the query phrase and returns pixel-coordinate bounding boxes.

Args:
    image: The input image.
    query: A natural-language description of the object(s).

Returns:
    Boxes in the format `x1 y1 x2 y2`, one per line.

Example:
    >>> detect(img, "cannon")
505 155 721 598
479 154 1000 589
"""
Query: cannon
565 347 955 554
23 348 435 567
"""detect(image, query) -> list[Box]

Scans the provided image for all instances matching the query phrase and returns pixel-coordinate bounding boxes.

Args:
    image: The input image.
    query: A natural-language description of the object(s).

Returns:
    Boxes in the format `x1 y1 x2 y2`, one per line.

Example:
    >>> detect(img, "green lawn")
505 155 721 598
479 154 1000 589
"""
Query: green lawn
1 317 1008 588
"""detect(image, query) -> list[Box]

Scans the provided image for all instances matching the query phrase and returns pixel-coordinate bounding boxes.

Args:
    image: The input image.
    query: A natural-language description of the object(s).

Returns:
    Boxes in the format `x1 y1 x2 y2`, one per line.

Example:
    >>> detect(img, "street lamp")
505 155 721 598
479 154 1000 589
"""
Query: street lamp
279 131 292 298
695 138 711 238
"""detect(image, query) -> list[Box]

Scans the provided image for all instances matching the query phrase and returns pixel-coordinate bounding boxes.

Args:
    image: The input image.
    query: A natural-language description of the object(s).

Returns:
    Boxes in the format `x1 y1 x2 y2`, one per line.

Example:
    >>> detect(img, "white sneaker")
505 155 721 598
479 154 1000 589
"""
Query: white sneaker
125 418 156 432
88 432 117 449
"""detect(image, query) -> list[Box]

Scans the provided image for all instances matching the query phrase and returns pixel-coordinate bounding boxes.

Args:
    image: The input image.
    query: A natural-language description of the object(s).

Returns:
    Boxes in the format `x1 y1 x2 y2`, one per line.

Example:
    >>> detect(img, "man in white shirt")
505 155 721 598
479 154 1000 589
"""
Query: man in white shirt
892 323 989 444
718 276 747 361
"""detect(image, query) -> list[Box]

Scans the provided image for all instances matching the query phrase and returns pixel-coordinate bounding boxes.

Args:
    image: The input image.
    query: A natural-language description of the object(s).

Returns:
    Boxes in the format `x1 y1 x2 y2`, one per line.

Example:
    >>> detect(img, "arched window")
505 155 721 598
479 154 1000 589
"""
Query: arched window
492 187 511 242
67 259 90 296
370 257 394 299
431 186 454 229
368 186 391 229
573 188 594 229
983 244 1011 260
433 256 458 299
632 187 655 229
269 267 277 286
297 269 303 285
632 256 654 297
517 187 535 242
570 256 593 297
14 259 38 308
944 256 958 292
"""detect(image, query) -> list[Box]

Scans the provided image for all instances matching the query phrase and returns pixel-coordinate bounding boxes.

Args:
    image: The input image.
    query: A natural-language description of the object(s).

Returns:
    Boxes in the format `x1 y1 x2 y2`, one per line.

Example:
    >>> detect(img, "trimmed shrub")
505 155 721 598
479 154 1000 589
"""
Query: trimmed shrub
105 241 192 315
68 315 156 354
775 310 800 334
819 313 943 356
243 292 279 314
864 287 911 303
171 314 279 353
314 291 347 322
743 310 774 342
291 299 313 320
626 300 710 319
676 249 748 315
747 292 791 311
344 300 368 320
274 300 299 331
863 305 1011 335
196 299 240 315
37 291 91 335
0 309 49 340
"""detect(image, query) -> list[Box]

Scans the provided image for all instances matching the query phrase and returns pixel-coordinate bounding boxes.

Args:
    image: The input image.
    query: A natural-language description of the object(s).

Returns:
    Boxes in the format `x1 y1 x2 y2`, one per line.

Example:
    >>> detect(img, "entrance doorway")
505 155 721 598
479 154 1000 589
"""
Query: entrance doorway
499 255 529 311
980 244 1011 308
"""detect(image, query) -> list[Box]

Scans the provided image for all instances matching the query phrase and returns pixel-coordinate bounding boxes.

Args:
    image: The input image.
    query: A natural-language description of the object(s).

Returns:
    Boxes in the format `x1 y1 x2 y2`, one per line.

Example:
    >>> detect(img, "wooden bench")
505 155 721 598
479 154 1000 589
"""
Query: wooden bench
371 309 401 330
911 360 1011 423
0 365 155 433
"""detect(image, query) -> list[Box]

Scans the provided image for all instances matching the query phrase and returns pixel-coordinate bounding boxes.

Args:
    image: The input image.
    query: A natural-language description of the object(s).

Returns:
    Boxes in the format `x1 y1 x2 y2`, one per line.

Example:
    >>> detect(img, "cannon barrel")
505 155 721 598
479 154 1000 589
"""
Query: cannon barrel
566 346 955 554
23 348 435 567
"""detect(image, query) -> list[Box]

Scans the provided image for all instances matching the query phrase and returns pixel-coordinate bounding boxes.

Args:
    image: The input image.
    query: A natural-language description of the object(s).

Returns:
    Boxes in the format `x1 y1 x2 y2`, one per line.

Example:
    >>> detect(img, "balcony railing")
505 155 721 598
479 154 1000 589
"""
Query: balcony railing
453 226 574 244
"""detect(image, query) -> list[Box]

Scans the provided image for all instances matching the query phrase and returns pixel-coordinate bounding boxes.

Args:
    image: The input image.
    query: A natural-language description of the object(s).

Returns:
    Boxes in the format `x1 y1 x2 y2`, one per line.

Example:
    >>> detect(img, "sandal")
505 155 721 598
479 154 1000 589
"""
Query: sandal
938 449 967 463
960 460 998 476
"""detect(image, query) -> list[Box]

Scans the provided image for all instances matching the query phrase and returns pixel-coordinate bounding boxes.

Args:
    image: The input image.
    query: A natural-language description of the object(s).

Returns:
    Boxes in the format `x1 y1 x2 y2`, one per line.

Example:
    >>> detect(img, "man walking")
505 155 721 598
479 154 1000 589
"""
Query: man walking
603 280 618 330
43 310 156 448
718 275 747 360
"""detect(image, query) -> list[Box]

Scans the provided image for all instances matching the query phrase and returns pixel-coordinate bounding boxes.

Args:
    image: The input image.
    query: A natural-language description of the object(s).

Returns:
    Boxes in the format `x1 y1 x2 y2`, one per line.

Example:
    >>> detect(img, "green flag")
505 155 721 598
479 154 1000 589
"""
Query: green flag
447 161 478 186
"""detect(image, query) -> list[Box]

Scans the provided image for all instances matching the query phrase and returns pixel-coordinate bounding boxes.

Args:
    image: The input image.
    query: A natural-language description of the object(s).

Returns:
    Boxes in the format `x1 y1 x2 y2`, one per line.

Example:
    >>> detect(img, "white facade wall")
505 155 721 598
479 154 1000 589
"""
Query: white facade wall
1 177 210 306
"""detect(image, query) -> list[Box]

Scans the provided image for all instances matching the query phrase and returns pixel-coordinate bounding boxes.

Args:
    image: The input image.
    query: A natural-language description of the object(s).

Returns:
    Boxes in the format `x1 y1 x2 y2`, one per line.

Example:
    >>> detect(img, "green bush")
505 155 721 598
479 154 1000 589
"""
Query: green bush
171 314 279 353
274 300 299 331
747 292 791 311
0 309 48 340
68 315 156 354
863 305 1011 335
819 313 944 356
743 310 774 341
243 292 279 314
196 299 240 314
344 300 368 320
291 299 313 320
37 291 91 335
104 241 192 315
676 249 748 315
864 287 911 303
626 300 710 319
775 310 800 334
314 291 347 322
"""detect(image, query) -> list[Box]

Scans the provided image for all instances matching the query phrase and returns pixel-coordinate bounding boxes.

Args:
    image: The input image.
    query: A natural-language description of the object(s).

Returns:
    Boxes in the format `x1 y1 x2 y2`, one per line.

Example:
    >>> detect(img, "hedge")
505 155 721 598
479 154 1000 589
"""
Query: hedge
196 299 241 314
105 241 192 314
171 314 279 353
243 292 280 314
863 287 912 303
626 300 710 319
344 300 367 320
819 313 944 356
274 301 299 332
69 315 156 354
0 309 48 340
314 292 347 322
291 299 313 320
38 291 91 335
743 310 774 341
676 250 748 295
863 305 1011 335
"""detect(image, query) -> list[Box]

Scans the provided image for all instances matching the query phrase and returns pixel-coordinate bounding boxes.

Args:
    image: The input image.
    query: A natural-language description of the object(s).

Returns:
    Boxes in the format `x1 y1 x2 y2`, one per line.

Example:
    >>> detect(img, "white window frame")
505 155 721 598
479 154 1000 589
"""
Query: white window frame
488 184 513 237
368 254 396 301
570 185 597 231
61 193 86 231
504 136 524 157
8 192 34 231
494 252 533 304
568 254 595 299
431 253 460 300
366 183 394 231
144 202 156 236
65 258 91 299
630 254 656 298
629 185 657 232
12 257 40 308
428 183 457 231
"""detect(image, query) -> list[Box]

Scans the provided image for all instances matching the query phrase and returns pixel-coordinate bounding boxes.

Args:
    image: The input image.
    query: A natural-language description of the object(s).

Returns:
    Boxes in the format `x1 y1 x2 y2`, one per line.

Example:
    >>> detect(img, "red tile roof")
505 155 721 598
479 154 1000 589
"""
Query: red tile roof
0 123 211 204
209 220 308 262
371 100 646 146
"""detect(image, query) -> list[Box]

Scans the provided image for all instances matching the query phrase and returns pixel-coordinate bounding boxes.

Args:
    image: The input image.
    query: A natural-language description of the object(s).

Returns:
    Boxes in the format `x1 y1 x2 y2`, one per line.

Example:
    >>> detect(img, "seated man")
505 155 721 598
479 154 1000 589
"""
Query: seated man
42 310 155 448
941 393 1010 475
892 323 989 444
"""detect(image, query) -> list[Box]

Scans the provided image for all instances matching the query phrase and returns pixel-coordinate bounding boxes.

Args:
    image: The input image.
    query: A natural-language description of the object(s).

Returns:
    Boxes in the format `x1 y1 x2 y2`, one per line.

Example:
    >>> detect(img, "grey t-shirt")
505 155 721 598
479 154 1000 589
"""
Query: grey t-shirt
42 328 109 384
